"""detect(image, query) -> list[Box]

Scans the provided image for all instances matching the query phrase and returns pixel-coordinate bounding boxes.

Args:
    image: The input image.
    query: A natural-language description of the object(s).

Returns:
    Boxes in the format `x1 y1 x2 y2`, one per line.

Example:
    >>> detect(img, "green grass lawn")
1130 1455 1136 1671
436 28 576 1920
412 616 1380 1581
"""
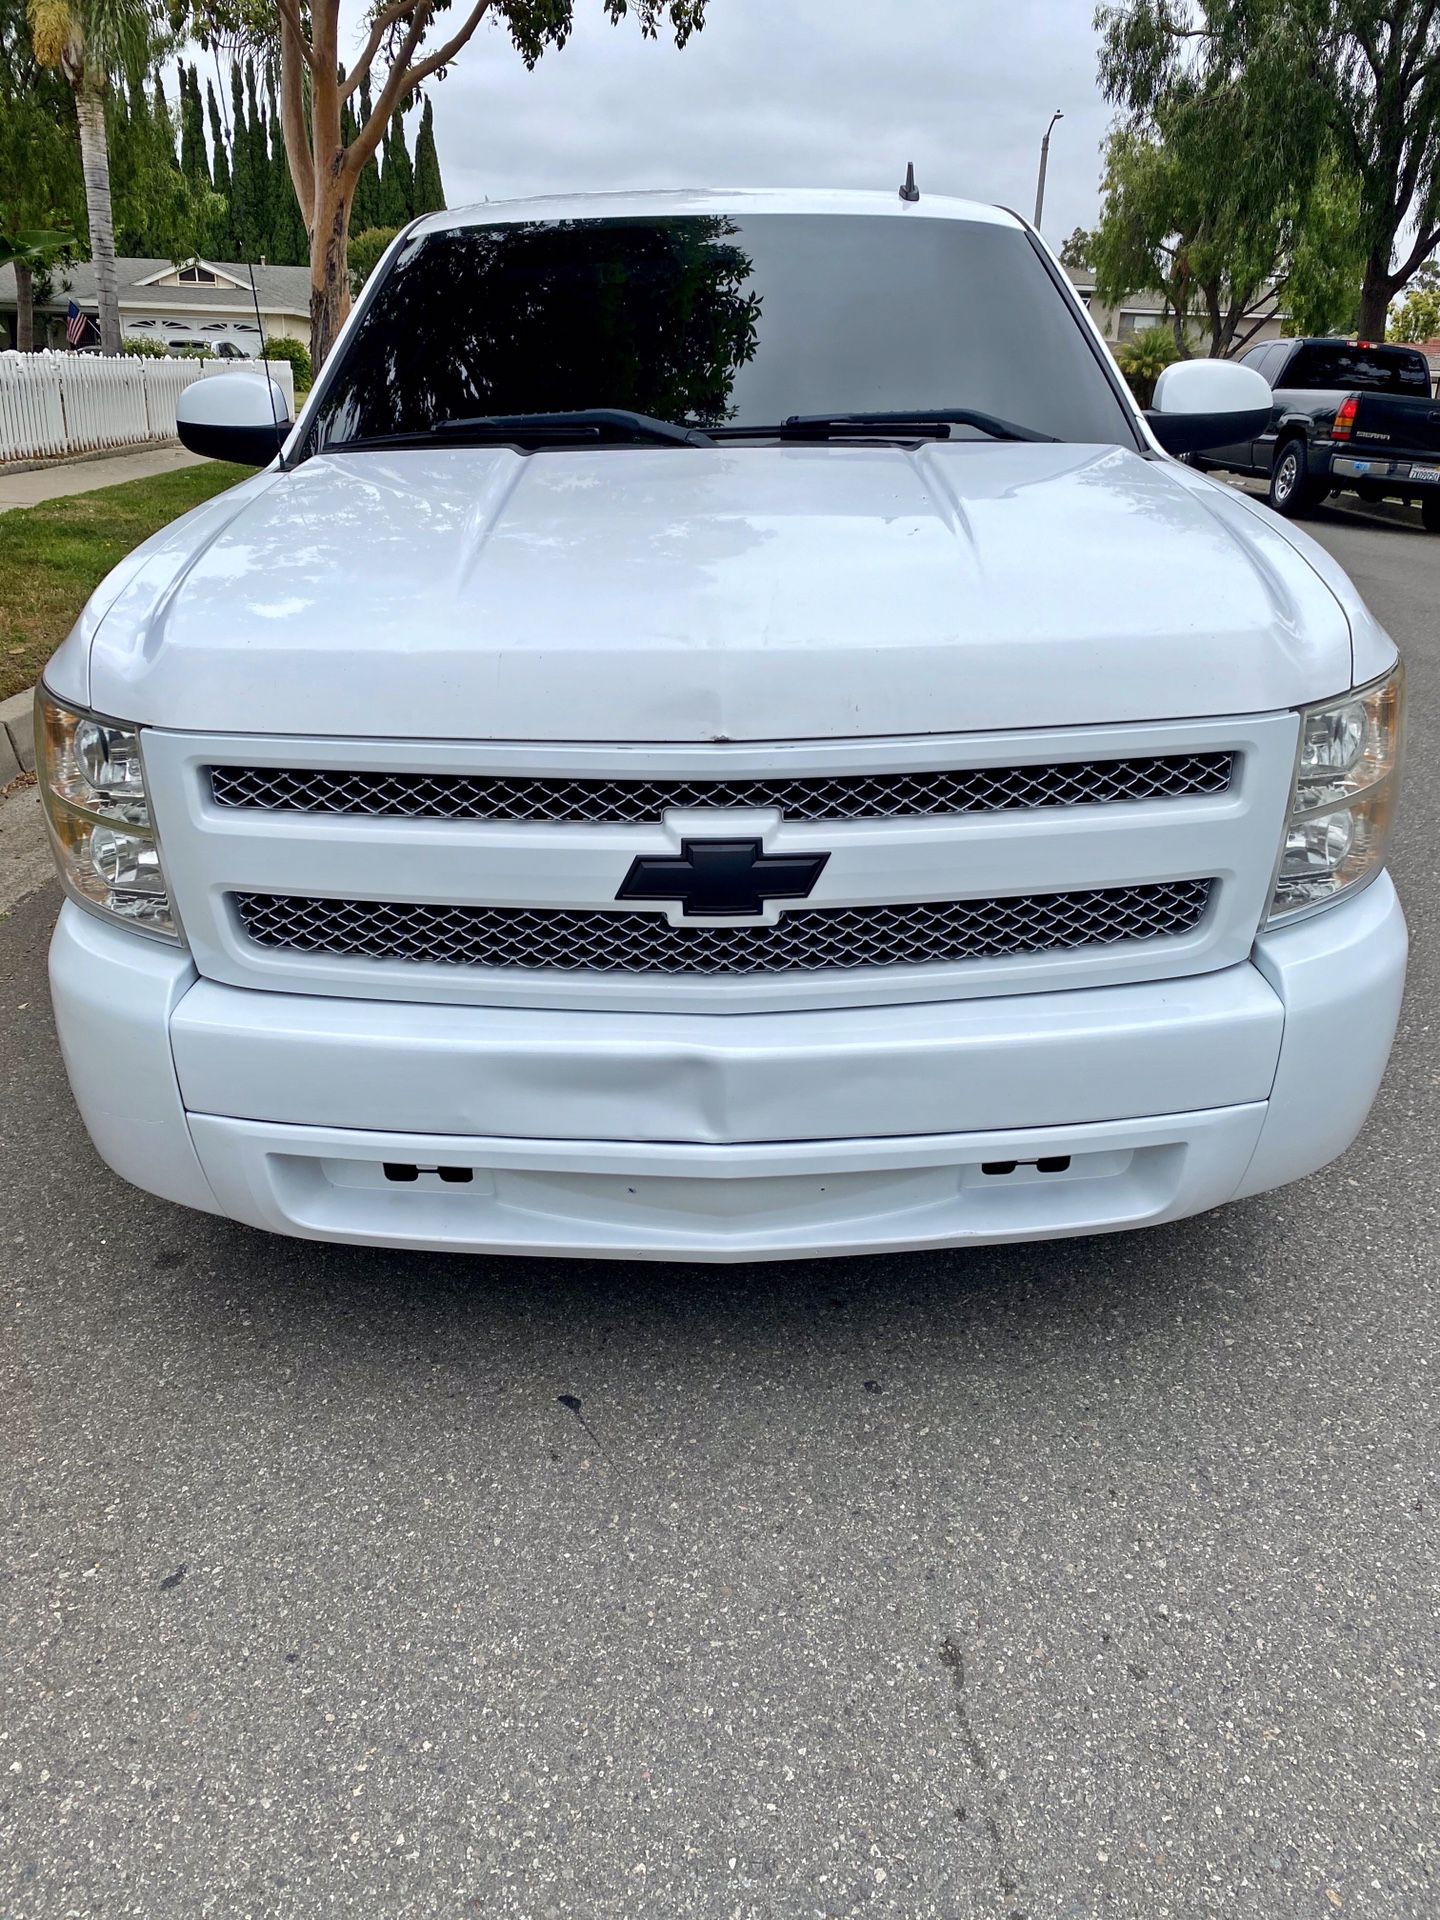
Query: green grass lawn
0 461 249 704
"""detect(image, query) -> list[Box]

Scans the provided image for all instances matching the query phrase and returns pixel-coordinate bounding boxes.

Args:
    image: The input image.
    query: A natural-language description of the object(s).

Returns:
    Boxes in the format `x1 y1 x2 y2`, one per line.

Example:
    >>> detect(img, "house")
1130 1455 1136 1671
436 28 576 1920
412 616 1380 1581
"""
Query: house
1064 264 1290 356
0 256 311 357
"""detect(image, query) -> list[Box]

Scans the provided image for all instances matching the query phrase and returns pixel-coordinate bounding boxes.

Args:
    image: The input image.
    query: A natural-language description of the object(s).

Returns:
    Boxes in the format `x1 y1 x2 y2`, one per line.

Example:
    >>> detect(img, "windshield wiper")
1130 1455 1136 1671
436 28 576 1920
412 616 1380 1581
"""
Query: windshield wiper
711 409 1058 445
339 409 714 452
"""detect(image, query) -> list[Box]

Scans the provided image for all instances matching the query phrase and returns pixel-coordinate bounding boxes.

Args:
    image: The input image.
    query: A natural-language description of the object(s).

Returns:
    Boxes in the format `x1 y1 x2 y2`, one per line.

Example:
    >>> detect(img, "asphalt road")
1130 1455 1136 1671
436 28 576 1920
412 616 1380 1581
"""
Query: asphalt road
2 498 1437 1920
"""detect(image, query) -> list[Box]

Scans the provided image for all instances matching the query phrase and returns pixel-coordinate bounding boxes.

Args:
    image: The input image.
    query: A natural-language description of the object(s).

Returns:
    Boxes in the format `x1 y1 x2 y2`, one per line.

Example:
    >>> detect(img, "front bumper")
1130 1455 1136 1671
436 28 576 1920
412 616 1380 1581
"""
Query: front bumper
49 876 1407 1261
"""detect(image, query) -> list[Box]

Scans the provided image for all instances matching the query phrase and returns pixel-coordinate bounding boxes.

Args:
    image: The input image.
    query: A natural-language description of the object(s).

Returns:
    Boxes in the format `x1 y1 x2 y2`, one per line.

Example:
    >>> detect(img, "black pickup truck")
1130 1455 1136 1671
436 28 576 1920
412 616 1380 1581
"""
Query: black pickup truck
1203 337 1440 529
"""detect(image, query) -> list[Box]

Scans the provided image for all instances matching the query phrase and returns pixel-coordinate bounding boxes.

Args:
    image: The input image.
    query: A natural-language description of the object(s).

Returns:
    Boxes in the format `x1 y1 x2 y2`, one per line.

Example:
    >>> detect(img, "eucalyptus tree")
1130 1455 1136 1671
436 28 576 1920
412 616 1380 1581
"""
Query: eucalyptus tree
1089 110 1362 355
27 0 158 352
193 0 710 369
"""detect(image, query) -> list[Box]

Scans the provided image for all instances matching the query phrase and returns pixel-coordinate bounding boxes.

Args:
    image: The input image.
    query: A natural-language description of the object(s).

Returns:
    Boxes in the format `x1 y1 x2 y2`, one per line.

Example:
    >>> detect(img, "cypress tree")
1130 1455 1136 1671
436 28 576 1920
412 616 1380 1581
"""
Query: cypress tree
110 81 155 254
195 68 212 186
207 79 230 202
155 75 195 260
180 65 210 191
153 73 172 155
204 78 234 260
412 96 445 215
104 84 135 253
377 110 414 229
350 75 383 233
229 64 255 260
245 63 271 260
105 74 196 261
270 108 307 265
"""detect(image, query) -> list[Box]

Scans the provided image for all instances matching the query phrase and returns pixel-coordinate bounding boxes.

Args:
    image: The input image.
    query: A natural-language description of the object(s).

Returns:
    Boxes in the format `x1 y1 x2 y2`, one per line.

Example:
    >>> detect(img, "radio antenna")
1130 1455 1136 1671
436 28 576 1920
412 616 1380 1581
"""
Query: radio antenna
899 161 919 203
247 258 285 454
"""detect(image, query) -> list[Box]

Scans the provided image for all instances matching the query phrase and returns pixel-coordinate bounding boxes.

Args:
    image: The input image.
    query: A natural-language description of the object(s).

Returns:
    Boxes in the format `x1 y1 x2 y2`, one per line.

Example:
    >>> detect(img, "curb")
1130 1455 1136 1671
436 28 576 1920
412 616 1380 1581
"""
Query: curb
0 686 35 783
0 436 180 479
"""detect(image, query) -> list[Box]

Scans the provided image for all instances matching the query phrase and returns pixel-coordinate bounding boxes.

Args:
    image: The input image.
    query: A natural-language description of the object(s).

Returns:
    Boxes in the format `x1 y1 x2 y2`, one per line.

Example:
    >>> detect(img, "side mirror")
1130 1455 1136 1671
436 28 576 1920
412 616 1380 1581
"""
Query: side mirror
176 372 293 466
1145 358 1271 456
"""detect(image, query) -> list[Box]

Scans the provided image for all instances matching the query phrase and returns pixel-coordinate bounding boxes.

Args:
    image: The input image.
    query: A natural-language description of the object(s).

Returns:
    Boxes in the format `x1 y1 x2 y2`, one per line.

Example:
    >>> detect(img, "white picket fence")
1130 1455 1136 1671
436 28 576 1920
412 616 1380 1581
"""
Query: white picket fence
0 351 295 464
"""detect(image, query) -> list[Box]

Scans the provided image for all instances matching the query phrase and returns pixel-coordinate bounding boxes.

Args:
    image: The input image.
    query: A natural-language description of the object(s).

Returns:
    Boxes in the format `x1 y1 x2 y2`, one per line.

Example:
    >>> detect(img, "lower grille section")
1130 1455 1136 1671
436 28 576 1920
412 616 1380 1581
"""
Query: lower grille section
234 880 1212 976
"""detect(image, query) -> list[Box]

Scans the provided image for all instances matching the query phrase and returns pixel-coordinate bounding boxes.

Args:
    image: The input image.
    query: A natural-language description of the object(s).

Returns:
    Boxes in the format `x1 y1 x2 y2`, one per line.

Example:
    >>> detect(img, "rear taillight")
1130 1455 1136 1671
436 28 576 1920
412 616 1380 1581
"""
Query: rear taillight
1333 395 1359 441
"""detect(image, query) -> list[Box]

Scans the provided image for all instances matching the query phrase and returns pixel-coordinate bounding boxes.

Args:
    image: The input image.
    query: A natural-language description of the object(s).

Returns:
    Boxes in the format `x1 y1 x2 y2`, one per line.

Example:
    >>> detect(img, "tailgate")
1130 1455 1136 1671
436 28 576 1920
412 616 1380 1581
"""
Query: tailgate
1351 393 1440 459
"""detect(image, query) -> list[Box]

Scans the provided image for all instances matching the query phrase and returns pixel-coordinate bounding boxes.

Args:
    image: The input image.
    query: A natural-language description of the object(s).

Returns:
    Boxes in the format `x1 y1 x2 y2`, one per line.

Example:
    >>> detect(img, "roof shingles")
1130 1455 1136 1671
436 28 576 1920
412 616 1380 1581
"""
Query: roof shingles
0 256 311 315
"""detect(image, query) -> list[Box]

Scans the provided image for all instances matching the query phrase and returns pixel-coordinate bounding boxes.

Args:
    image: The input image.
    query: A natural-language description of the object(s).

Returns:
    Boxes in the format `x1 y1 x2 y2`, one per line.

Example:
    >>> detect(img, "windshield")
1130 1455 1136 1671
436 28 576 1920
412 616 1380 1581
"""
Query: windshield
310 213 1137 450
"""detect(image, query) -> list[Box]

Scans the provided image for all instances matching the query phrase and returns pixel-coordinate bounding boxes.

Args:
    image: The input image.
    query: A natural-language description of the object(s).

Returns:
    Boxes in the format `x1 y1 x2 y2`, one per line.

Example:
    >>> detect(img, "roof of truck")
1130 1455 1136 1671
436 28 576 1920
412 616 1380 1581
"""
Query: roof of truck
412 187 1022 241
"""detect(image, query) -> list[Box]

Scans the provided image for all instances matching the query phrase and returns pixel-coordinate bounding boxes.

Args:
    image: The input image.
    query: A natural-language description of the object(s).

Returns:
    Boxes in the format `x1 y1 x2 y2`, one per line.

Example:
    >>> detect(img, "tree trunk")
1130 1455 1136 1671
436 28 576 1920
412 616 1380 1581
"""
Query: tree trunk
74 81 121 355
1356 278 1393 342
14 261 34 352
1355 237 1398 341
276 0 495 369
1203 281 1226 358
309 171 355 371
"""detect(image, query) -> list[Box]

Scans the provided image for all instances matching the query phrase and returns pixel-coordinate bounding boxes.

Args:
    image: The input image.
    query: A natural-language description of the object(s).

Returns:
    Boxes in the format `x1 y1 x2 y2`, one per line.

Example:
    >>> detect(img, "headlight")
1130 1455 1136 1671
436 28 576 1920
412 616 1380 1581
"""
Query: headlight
35 688 182 943
1268 663 1403 924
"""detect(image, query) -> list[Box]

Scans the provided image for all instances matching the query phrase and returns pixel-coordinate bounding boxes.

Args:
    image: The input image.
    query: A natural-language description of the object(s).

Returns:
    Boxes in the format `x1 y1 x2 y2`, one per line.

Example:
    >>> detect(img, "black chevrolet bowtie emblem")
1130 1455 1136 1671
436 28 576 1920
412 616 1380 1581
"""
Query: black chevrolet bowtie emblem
617 838 830 919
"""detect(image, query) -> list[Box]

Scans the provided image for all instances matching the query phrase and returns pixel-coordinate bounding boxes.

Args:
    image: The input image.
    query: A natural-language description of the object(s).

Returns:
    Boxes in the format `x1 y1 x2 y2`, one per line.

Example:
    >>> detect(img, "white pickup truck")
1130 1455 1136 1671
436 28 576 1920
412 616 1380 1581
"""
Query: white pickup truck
37 189 1407 1262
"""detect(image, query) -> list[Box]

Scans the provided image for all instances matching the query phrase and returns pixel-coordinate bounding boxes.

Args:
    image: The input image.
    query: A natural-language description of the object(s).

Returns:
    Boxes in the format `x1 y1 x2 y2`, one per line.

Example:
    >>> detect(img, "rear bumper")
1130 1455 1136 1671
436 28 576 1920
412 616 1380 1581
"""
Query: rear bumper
49 876 1407 1261
1331 454 1440 490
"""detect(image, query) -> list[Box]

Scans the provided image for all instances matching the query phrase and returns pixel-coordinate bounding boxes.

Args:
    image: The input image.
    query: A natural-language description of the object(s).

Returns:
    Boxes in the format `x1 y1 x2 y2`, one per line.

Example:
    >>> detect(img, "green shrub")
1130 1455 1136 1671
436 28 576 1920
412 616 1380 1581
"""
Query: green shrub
348 226 401 297
122 335 171 357
256 332 312 393
1115 326 1181 408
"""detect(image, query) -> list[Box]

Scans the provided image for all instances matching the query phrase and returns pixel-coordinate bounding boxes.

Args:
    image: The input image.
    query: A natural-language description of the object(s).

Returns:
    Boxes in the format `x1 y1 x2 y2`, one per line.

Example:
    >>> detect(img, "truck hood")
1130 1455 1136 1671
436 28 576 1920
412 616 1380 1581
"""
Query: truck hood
76 441 1356 738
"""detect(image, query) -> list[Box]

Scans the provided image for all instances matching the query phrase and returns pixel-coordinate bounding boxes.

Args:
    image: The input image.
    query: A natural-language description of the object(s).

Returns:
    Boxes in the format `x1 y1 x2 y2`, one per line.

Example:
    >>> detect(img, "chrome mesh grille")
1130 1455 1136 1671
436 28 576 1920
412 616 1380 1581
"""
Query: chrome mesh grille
210 754 1233 824
234 880 1212 976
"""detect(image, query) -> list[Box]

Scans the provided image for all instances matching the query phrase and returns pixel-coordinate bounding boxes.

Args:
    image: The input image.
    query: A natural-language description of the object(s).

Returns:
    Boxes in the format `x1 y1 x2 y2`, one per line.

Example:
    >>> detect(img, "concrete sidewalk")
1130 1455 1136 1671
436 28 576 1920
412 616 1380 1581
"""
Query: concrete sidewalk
0 443 208 514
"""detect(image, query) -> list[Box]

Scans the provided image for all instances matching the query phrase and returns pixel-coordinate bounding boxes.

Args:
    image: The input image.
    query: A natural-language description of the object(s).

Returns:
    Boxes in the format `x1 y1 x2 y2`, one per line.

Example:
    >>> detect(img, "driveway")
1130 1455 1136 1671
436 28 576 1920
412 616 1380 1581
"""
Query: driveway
2 508 1436 1919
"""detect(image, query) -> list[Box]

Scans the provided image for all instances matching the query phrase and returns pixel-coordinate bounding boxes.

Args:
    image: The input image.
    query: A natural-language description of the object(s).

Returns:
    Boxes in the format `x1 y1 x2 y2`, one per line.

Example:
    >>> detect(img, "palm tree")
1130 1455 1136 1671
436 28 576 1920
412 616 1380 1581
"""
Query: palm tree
26 0 154 355
0 228 77 348
1115 326 1183 410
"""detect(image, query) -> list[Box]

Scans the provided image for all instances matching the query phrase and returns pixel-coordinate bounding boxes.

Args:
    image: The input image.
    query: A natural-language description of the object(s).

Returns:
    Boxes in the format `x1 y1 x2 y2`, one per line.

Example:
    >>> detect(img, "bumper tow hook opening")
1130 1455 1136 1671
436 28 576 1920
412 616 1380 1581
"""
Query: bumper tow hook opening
981 1156 1073 1178
382 1162 475 1186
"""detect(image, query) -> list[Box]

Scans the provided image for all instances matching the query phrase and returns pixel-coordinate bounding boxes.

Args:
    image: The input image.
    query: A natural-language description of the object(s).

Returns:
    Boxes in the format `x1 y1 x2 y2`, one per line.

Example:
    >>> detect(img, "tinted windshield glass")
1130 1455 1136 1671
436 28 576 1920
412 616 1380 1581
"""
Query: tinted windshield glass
1284 343 1432 394
311 214 1136 448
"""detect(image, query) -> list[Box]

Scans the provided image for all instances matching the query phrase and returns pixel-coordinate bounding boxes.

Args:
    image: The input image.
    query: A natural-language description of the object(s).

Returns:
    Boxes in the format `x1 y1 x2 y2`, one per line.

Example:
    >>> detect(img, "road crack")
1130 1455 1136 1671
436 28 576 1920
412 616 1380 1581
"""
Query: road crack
938 1637 1027 1916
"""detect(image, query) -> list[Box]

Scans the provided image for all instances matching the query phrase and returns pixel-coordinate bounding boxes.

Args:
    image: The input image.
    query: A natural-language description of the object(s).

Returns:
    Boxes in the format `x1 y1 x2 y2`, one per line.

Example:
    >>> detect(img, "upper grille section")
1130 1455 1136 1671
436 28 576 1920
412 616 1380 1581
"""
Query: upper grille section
235 880 1212 977
210 753 1234 825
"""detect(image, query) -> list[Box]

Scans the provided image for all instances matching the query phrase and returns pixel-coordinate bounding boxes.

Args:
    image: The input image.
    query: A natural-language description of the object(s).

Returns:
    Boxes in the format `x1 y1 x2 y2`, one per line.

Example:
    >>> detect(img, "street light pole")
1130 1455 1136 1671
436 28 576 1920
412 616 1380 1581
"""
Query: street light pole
1034 109 1064 230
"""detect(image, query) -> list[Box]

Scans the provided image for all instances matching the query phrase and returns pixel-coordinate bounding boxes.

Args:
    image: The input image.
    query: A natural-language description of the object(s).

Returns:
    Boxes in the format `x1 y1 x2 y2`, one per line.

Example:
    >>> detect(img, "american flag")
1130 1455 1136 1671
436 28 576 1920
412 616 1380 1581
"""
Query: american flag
66 300 91 347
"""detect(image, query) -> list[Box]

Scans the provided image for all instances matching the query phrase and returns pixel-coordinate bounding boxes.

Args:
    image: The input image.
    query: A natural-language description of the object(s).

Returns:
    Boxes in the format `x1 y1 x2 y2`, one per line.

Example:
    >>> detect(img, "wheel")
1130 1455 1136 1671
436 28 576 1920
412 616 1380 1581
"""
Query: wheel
1268 438 1322 517
1422 495 1440 533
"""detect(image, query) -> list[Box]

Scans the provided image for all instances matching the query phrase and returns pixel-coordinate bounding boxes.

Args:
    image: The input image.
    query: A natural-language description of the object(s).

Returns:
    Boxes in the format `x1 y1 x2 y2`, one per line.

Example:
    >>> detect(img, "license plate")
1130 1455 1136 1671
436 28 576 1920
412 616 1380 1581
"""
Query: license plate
1410 464 1440 484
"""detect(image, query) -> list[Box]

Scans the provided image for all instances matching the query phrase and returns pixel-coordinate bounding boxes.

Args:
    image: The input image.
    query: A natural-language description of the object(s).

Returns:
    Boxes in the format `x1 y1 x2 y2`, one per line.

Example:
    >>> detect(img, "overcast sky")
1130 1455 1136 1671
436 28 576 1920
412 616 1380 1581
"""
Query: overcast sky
424 0 1111 243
